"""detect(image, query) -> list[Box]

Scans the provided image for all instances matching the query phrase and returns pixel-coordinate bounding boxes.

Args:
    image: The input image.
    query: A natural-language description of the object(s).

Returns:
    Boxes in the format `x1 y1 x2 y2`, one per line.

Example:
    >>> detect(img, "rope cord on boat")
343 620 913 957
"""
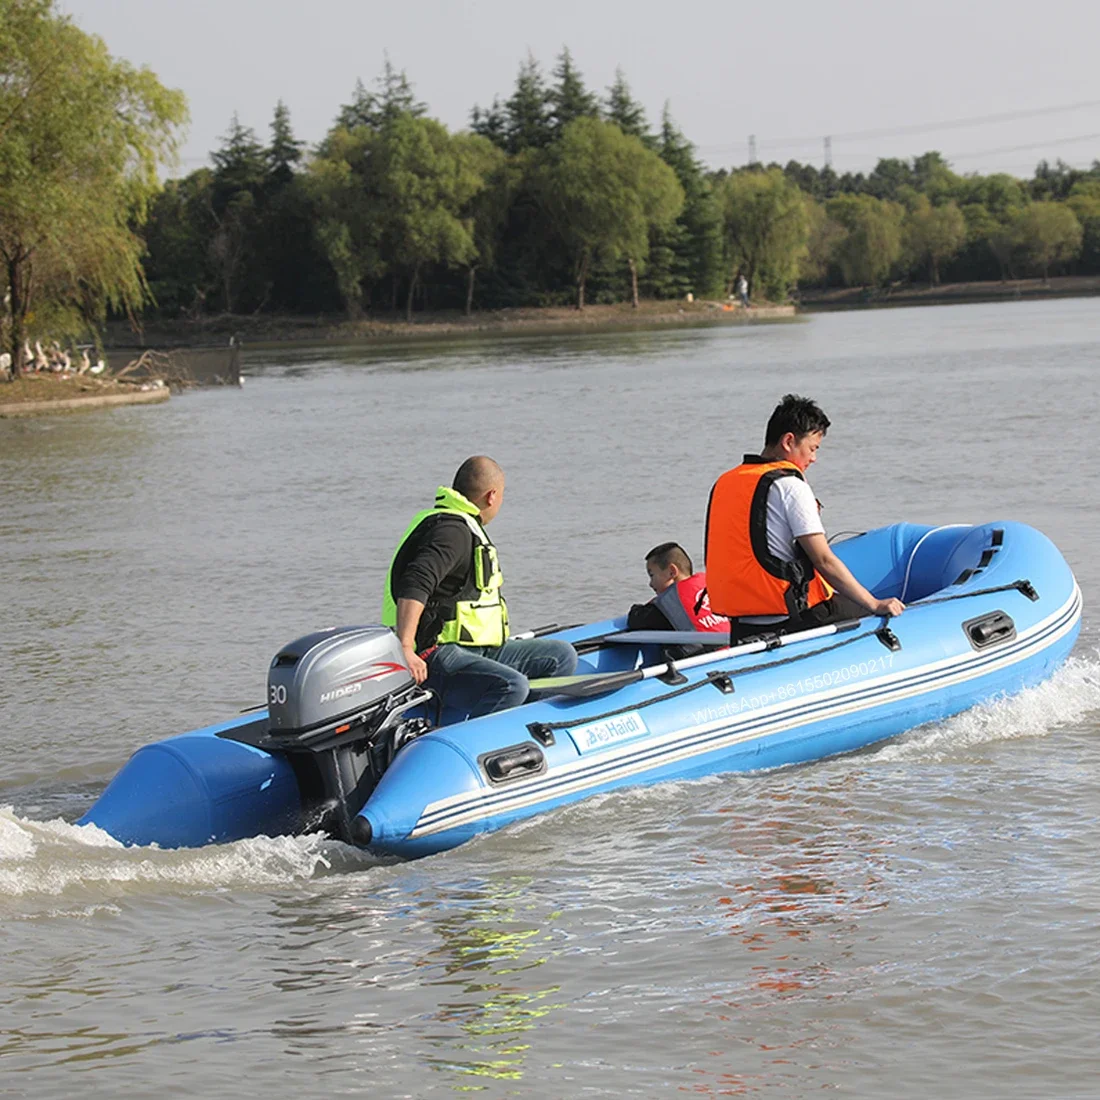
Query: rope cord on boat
536 627 883 730
536 577 1036 731
909 578 1037 608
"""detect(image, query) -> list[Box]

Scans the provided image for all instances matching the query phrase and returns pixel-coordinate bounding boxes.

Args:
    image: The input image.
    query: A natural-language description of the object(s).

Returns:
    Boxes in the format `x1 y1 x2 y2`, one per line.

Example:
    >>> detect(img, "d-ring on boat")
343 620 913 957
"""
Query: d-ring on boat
80 521 1081 859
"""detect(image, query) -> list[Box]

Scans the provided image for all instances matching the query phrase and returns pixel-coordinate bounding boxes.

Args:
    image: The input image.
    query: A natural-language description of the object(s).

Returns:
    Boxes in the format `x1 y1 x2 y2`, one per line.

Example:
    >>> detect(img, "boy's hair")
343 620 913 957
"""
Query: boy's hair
646 542 693 575
764 394 830 447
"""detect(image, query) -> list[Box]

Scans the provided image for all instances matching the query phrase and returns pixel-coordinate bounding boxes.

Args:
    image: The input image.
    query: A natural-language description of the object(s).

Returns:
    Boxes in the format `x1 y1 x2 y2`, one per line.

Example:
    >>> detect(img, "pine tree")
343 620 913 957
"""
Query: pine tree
504 53 553 153
642 106 723 298
211 114 266 206
470 97 508 150
267 101 304 188
549 47 598 137
336 79 378 131
604 68 650 143
333 61 425 133
376 56 426 126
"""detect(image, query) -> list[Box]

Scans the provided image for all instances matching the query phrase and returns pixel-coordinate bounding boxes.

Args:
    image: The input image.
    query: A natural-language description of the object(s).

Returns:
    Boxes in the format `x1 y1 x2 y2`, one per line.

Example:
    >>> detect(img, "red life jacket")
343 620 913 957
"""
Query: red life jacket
652 572 729 633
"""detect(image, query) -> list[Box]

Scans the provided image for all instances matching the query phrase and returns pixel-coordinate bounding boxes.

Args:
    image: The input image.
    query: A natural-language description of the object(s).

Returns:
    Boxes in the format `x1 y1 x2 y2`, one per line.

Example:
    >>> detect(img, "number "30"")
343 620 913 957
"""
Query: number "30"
269 684 288 705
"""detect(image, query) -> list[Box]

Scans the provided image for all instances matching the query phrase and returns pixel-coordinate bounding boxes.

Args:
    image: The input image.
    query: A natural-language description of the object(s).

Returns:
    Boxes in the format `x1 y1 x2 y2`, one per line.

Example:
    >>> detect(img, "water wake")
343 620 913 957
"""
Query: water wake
0 809 365 902
873 650 1100 763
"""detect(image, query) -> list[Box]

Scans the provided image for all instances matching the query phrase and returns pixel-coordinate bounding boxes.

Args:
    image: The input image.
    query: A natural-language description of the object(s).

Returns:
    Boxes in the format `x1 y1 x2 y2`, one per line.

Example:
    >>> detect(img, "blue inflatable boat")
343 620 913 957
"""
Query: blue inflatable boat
80 521 1081 859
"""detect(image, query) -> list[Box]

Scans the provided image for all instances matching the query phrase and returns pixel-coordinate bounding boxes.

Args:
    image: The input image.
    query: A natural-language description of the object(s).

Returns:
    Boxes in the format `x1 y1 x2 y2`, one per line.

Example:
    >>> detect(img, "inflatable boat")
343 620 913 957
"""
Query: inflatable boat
79 521 1081 859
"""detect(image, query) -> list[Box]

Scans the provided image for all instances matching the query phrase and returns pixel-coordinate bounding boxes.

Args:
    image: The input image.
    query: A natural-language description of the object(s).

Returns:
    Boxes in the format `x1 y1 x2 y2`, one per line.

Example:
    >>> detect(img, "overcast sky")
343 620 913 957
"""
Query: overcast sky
60 0 1100 180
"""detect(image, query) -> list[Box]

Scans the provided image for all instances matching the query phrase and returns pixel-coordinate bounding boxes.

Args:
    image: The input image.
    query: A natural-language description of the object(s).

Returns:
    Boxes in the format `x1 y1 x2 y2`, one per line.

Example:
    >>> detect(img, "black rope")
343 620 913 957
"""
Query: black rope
538 626 882 731
538 578 1037 731
909 578 1037 607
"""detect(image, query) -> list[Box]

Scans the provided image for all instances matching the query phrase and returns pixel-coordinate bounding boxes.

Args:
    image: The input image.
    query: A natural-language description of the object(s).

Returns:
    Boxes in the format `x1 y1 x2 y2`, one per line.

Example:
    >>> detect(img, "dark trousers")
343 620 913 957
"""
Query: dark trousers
729 593 866 644
426 638 578 723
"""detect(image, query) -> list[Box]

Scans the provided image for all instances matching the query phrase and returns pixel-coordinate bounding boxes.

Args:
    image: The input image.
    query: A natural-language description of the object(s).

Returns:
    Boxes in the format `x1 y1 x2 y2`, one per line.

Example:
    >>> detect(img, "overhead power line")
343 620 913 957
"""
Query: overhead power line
948 131 1100 163
698 97 1100 156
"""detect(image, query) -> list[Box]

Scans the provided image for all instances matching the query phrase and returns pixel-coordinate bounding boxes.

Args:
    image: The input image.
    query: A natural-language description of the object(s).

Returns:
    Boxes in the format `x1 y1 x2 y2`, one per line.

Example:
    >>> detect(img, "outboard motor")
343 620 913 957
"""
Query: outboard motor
262 626 433 842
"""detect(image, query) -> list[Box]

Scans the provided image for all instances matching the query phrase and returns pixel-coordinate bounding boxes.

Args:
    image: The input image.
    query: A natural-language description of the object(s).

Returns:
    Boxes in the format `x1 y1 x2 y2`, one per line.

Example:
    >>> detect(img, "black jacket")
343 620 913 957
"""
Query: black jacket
389 514 479 651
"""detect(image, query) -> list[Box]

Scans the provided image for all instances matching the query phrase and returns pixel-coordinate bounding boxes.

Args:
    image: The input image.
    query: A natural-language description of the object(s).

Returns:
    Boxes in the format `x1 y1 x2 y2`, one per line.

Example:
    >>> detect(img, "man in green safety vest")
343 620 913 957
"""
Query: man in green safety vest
383 455 577 721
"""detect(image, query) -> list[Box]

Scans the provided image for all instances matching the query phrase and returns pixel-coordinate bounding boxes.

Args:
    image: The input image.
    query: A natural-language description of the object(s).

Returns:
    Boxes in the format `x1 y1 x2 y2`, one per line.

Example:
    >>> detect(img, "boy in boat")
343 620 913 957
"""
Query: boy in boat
627 542 728 634
706 394 904 642
382 456 577 721
626 542 728 658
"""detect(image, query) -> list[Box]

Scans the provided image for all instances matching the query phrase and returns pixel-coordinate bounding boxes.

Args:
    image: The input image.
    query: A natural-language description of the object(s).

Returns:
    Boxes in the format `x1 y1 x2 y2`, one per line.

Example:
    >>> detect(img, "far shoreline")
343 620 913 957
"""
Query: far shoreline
93 276 1099 352
102 300 797 351
797 273 1100 312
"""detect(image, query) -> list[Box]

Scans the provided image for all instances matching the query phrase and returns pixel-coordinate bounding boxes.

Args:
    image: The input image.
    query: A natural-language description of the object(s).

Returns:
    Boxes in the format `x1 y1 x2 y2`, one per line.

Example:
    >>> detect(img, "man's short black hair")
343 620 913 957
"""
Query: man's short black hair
764 394 830 447
646 542 693 575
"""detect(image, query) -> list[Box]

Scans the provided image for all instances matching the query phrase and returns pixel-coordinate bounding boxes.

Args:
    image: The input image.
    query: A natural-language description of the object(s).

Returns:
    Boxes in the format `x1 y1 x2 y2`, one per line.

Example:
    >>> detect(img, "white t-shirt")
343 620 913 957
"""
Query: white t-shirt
742 475 825 623
766 475 824 561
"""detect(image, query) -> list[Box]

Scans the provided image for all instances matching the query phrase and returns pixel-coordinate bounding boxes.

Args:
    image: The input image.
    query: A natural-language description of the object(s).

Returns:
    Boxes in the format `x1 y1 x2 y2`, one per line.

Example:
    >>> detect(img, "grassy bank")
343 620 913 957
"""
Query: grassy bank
798 274 1100 311
102 299 797 349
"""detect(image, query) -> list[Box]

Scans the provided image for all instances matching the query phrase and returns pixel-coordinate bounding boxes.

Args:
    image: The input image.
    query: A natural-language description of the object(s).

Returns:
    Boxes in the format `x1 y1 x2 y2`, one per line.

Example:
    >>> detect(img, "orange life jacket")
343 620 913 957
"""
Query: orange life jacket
704 456 834 619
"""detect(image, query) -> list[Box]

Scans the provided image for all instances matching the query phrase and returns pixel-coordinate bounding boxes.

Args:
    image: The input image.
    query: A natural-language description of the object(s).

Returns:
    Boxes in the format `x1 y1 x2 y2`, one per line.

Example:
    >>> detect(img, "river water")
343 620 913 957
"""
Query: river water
2 299 1099 1097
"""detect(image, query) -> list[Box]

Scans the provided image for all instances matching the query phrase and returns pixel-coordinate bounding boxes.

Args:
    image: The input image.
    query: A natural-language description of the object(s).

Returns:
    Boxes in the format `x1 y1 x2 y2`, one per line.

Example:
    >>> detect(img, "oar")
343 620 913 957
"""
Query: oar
508 622 582 640
572 627 735 654
589 629 735 647
530 620 861 699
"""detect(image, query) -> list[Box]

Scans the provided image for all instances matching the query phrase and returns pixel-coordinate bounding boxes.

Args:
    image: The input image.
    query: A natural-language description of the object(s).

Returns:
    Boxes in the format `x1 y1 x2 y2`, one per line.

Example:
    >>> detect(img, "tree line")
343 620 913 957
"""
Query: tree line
4 0 1100 381
141 58 1100 318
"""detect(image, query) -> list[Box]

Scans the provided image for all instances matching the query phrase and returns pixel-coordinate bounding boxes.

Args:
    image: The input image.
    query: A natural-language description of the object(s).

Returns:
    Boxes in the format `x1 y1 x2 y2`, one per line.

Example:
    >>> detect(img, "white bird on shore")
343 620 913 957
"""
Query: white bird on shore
34 340 48 371
0 352 11 374
89 358 106 375
22 340 33 367
79 349 91 374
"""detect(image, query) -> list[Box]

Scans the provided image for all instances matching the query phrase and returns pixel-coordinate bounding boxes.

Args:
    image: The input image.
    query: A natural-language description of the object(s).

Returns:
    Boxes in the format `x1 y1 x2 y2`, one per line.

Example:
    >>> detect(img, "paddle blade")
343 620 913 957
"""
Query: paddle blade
528 668 644 699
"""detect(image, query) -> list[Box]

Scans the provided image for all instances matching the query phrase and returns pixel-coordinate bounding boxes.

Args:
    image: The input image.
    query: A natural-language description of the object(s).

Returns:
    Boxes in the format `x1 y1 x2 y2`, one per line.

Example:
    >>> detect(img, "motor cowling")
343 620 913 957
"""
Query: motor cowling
263 626 431 845
267 626 414 735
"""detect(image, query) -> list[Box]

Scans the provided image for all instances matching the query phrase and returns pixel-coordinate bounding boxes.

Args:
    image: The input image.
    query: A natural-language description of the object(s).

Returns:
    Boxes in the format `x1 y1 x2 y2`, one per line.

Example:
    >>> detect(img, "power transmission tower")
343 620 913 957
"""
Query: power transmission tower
748 134 757 165
824 135 832 169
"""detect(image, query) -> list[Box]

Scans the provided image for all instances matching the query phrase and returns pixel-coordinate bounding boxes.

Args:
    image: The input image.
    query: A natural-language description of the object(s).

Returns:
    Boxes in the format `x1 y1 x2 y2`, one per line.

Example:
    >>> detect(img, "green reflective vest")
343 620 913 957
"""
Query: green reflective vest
382 486 509 648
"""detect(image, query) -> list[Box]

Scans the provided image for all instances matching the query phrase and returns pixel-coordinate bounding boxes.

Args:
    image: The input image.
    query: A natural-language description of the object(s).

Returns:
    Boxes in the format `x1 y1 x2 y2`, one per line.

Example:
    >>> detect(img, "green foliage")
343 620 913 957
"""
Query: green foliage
334 60 426 134
1066 182 1100 273
51 41 1094 326
532 118 683 307
549 48 599 138
604 70 650 143
143 169 217 315
644 107 722 299
0 0 187 373
267 100 304 186
825 194 905 287
719 168 809 300
1012 202 1082 281
504 54 553 154
904 196 967 285
310 115 486 319
801 198 846 285
451 133 512 312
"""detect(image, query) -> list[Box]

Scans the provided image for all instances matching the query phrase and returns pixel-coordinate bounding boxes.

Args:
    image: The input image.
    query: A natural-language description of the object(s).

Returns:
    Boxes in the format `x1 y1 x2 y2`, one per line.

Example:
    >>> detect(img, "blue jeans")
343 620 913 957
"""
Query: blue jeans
426 638 578 722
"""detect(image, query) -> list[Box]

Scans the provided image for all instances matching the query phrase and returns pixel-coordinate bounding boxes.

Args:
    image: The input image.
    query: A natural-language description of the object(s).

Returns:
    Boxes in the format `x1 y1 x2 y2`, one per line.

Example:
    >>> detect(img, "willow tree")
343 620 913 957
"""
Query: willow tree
904 196 966 285
533 117 683 309
825 194 905 287
1012 202 1082 284
719 168 809 300
0 0 187 377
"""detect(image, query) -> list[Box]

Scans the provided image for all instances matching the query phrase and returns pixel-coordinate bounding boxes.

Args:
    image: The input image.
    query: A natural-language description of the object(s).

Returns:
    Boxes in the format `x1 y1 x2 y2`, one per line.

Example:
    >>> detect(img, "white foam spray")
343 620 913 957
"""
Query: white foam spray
872 650 1100 764
0 809 369 901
